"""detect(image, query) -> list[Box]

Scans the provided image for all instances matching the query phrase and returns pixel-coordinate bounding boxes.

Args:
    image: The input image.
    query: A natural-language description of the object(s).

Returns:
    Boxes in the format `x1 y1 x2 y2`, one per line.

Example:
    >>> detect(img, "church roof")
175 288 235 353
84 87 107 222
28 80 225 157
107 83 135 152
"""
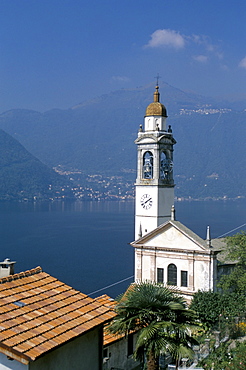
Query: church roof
0 267 115 364
131 220 222 253
145 85 167 117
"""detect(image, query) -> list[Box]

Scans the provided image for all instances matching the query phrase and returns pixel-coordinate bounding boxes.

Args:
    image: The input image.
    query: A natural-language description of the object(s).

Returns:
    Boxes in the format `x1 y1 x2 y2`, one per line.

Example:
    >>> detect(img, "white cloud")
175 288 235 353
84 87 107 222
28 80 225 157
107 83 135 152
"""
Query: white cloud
190 34 223 60
111 76 130 83
239 56 246 69
144 29 223 65
145 29 185 49
193 55 208 63
221 64 229 71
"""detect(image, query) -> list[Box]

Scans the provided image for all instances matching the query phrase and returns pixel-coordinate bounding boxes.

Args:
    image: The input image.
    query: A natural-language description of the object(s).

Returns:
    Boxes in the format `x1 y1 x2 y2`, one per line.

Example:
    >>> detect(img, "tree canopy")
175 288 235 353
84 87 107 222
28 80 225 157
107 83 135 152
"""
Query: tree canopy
108 282 201 370
218 231 246 294
190 290 245 329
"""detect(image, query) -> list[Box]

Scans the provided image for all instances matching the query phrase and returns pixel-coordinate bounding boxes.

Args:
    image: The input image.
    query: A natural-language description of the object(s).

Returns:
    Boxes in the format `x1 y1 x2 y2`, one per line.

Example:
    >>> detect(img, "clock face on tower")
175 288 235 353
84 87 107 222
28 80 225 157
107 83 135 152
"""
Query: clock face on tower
140 194 153 210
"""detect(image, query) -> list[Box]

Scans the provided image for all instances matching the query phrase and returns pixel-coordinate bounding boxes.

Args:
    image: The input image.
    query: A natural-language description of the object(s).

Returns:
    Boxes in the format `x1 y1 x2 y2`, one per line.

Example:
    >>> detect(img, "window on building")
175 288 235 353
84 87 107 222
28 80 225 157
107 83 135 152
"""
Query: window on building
143 151 153 179
167 264 177 286
157 268 164 283
127 333 134 356
181 271 188 287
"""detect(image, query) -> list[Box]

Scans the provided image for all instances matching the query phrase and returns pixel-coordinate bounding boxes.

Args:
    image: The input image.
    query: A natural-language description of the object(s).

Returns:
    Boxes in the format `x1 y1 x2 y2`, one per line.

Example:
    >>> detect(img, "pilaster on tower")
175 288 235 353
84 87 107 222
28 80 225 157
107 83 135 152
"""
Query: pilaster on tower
134 85 176 240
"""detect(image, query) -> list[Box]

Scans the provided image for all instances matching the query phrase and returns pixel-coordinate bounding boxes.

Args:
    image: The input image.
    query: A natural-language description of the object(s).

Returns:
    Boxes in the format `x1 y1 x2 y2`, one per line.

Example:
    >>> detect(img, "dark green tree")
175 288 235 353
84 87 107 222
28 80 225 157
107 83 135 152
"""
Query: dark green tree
108 282 201 370
190 290 246 329
218 231 246 294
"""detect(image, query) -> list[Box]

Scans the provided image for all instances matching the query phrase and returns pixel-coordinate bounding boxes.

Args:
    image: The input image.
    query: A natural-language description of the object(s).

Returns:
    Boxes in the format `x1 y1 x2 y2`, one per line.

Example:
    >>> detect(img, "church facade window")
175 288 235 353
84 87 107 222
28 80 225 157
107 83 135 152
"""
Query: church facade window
167 264 177 286
143 151 153 179
181 270 188 287
157 267 164 283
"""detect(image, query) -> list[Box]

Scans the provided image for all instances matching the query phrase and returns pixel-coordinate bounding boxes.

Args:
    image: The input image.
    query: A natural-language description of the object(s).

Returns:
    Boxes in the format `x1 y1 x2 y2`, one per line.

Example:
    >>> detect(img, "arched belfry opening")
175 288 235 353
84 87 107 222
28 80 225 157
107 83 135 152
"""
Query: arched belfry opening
160 151 173 181
143 151 153 179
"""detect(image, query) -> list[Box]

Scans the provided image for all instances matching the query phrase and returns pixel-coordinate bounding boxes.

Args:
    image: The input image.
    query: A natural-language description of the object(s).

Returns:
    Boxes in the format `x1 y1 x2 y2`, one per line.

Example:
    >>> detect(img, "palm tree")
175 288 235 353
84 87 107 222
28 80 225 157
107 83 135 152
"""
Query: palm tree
108 282 200 370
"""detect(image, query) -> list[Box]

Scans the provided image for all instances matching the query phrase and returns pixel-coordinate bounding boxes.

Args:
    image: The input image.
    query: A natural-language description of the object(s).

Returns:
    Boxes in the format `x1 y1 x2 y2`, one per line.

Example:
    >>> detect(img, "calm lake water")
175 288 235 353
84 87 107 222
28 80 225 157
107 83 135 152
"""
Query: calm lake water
0 199 245 298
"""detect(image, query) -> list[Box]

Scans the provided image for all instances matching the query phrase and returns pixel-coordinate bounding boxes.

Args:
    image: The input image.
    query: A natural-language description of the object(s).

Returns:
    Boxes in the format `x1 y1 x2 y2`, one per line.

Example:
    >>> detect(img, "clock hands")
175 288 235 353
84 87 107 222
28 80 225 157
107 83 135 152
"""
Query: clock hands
143 197 151 205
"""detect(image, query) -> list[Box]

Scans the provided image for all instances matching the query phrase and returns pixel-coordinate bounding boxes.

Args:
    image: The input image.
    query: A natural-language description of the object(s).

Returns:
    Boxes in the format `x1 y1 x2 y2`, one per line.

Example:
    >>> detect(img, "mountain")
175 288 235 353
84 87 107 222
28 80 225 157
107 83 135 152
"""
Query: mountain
0 129 70 201
0 82 245 199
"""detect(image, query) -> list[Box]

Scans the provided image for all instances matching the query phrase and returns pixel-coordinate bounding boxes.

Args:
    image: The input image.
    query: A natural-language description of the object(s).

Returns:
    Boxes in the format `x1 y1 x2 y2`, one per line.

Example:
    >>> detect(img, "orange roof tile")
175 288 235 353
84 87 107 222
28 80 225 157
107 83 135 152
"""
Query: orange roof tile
94 295 123 346
95 294 137 347
0 267 115 364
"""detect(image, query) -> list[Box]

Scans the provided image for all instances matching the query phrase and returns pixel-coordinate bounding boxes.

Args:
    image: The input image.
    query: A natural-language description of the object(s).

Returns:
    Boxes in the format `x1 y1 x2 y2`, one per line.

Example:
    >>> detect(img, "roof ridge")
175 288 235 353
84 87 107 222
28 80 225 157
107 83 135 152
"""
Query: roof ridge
0 266 42 284
171 221 208 248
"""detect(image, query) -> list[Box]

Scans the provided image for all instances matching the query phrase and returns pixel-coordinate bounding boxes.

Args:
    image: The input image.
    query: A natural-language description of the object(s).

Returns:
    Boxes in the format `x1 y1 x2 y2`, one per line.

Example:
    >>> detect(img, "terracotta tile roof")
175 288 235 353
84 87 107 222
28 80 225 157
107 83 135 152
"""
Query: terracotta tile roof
0 267 115 364
95 294 126 346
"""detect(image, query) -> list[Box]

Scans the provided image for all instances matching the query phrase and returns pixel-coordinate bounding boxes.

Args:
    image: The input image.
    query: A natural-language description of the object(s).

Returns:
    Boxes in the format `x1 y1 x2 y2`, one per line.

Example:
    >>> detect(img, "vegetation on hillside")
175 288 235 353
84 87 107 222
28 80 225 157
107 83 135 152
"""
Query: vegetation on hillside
190 233 246 369
190 232 246 330
198 340 246 370
218 232 246 294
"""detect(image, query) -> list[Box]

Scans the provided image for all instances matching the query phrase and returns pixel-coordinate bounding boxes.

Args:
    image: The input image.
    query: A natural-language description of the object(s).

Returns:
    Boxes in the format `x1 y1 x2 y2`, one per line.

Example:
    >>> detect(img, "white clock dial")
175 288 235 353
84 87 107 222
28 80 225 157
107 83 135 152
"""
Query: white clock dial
140 194 153 210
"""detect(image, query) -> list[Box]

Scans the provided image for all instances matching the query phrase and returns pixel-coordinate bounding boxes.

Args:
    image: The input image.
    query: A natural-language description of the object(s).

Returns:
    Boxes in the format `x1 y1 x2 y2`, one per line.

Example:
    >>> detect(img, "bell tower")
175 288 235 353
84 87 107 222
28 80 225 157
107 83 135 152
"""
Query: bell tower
135 84 176 239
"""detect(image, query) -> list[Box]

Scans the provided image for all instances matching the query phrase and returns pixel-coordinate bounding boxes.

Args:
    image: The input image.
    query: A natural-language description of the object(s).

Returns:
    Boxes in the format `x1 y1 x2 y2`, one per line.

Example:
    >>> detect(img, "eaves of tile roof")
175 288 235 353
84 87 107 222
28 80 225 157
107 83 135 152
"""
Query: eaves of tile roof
0 267 115 365
95 294 122 346
95 294 136 347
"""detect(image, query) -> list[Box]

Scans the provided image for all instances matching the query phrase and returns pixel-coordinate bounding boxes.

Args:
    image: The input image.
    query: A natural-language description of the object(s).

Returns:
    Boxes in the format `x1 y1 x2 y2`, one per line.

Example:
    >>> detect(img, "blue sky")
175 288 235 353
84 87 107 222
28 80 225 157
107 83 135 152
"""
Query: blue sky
1 0 246 112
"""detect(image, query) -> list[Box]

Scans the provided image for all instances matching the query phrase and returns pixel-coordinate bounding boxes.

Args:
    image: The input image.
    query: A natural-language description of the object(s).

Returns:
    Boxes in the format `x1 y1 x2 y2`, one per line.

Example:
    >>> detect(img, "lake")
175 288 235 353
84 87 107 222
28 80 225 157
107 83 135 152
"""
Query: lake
0 199 245 298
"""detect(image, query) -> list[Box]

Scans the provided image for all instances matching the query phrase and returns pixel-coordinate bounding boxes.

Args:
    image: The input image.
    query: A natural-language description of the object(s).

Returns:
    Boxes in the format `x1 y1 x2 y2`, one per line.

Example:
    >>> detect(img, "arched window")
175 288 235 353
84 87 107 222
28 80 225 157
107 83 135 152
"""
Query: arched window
167 264 177 286
143 151 153 179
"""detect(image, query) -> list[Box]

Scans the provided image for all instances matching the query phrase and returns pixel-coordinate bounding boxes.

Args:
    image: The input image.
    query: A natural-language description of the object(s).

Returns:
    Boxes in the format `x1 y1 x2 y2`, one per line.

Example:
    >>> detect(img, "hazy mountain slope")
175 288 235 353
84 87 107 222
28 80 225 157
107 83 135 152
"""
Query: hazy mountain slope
172 111 246 198
0 129 70 200
0 83 245 199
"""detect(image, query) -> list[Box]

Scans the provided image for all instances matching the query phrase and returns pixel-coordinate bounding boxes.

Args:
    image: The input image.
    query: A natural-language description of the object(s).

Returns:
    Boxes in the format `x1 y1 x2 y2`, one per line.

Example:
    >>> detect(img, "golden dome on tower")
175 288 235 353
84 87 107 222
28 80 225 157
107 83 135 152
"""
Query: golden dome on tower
145 85 167 117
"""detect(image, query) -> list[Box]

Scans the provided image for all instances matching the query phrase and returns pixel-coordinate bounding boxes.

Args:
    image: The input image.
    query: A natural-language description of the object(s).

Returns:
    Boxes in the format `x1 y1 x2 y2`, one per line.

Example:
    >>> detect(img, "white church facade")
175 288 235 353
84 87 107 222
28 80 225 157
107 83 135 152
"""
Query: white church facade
132 85 223 300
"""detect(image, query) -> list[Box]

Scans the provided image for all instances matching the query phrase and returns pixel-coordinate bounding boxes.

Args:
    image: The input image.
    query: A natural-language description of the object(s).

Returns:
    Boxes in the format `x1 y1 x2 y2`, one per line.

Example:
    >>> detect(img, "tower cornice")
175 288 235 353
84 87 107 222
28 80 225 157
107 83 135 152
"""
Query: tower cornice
135 133 176 144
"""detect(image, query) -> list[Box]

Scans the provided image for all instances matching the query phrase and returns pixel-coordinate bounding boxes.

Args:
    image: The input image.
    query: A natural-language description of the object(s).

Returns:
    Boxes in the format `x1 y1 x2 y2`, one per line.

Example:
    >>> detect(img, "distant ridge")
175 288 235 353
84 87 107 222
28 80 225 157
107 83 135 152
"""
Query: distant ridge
0 82 245 200
0 129 70 200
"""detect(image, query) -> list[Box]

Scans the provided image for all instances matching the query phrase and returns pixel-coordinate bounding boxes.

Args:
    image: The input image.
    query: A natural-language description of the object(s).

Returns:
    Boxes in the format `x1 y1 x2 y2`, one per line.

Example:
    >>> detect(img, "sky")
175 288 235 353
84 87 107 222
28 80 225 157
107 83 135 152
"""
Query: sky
1 0 246 112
